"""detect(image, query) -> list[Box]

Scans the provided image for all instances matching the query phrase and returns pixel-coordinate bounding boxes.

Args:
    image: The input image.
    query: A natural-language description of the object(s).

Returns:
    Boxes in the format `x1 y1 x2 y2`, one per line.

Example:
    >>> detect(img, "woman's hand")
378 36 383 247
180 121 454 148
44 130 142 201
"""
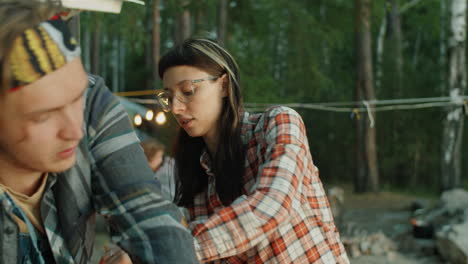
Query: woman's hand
99 244 132 264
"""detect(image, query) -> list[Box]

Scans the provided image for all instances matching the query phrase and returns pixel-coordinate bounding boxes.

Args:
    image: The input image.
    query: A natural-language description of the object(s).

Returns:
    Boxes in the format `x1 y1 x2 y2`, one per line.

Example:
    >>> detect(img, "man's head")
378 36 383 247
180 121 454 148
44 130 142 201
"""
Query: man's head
0 0 87 174
0 0 62 92
141 140 166 172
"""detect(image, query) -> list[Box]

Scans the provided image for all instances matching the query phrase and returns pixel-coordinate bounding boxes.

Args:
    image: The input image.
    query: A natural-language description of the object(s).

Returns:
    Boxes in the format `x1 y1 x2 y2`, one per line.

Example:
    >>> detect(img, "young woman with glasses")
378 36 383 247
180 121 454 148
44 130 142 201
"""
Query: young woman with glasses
156 38 350 264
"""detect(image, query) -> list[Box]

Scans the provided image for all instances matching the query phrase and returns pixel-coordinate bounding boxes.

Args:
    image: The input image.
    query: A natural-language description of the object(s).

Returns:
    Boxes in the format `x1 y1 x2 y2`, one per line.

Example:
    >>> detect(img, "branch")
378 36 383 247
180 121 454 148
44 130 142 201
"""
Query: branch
400 0 424 14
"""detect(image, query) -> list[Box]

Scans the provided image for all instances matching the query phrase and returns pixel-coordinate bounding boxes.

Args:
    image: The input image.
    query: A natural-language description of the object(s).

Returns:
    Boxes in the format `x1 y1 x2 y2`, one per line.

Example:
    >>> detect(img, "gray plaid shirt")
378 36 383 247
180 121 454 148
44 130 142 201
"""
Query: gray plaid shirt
0 75 198 264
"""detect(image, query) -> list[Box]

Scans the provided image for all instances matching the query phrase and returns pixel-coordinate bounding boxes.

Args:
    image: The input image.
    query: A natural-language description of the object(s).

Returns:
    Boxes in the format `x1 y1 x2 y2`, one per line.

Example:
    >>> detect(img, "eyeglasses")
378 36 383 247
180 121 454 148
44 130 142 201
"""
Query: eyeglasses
156 76 219 112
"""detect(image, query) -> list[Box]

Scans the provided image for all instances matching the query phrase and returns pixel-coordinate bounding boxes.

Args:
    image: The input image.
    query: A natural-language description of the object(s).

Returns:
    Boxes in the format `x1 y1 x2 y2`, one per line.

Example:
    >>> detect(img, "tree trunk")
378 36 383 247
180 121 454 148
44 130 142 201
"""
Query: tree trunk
320 2 330 67
412 27 422 70
144 2 153 89
82 28 91 71
112 35 119 92
354 88 368 193
153 0 161 86
91 19 101 75
410 141 421 187
375 13 386 92
440 0 448 95
175 0 191 44
194 1 206 35
354 0 379 193
387 0 403 98
441 0 466 191
217 0 228 46
387 0 405 185
101 28 108 82
119 34 125 92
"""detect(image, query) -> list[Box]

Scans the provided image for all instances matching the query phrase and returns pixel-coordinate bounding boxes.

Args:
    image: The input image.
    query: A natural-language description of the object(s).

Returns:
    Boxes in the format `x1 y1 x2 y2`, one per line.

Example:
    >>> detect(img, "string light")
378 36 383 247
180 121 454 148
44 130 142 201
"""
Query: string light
145 110 154 121
134 114 143 126
155 112 167 125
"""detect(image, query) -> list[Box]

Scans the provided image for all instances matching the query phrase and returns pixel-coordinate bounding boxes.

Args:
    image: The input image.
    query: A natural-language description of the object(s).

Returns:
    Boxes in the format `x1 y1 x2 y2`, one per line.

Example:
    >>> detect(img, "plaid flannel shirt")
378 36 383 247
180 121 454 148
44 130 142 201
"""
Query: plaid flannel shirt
0 75 198 264
188 106 349 263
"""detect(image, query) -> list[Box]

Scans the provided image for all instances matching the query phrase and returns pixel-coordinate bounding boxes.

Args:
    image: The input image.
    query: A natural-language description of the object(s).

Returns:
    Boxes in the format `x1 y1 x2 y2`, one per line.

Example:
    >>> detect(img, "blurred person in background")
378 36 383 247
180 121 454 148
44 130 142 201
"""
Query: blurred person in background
141 139 176 201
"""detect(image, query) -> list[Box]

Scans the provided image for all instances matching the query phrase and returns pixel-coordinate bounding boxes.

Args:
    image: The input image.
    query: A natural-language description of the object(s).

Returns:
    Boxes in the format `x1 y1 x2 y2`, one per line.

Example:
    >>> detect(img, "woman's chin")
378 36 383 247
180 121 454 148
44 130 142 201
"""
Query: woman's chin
184 129 198 138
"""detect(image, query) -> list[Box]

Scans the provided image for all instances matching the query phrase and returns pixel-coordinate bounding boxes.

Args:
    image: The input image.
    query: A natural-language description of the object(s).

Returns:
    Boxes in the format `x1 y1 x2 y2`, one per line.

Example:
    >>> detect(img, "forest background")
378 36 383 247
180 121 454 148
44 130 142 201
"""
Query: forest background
77 0 468 195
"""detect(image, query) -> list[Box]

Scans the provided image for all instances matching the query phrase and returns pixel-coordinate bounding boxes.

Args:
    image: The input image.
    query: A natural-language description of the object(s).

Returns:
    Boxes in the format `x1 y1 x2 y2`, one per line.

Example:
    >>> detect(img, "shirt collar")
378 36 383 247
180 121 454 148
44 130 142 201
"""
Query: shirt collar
199 149 214 177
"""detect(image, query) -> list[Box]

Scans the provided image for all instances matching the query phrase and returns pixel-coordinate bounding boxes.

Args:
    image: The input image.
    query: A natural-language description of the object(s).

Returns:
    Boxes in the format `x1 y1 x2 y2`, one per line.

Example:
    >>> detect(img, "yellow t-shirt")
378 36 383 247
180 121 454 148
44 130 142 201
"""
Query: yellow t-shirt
0 174 48 234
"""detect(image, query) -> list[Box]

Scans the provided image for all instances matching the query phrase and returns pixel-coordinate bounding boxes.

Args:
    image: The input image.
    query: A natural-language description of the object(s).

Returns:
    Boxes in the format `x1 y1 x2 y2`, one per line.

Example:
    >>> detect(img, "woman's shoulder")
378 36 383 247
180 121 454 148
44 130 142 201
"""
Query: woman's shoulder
243 106 305 135
264 105 302 119
244 105 301 121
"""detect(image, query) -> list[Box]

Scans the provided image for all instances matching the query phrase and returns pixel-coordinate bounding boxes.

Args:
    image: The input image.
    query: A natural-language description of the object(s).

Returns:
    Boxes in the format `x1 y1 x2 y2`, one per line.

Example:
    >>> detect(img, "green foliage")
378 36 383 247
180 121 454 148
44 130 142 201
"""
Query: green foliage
79 0 467 192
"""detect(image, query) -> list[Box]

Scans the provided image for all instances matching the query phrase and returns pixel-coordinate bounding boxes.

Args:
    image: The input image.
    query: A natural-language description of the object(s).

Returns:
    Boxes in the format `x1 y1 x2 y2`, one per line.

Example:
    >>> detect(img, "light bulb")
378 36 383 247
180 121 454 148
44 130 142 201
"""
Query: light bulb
145 110 154 121
134 114 143 126
155 112 167 125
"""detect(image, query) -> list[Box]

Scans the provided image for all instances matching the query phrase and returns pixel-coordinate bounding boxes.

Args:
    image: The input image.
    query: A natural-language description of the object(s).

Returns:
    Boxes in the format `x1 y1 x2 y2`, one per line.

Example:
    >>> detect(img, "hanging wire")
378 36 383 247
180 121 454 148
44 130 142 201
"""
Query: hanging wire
243 96 468 113
119 93 468 113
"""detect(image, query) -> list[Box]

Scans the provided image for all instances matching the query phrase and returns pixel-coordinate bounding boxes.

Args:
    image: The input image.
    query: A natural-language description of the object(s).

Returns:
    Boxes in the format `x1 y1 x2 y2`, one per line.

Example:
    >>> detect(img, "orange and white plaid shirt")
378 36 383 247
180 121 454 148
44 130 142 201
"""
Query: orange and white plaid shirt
188 106 350 263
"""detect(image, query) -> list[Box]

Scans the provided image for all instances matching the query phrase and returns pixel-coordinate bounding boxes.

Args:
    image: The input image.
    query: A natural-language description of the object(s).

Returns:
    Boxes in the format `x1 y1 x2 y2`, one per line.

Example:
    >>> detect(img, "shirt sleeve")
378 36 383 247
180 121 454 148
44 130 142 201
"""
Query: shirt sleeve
191 107 311 262
154 157 177 201
85 75 198 264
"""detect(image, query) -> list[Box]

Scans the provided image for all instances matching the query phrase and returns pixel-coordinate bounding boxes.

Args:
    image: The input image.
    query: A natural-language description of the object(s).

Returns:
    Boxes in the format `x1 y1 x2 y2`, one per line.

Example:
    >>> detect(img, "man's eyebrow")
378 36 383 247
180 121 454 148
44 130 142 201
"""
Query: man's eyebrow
26 106 60 116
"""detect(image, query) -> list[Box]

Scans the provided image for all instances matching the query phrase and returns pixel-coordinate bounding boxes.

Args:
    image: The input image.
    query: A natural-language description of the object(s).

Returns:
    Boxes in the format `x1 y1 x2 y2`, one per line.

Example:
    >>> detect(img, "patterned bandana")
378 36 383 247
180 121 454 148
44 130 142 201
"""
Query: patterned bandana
9 15 81 91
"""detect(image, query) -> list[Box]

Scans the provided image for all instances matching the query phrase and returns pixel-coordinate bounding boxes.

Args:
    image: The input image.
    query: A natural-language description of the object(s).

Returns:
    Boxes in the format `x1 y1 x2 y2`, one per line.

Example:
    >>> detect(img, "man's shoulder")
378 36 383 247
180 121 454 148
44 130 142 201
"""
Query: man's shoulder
86 73 104 87
83 73 119 117
83 73 107 104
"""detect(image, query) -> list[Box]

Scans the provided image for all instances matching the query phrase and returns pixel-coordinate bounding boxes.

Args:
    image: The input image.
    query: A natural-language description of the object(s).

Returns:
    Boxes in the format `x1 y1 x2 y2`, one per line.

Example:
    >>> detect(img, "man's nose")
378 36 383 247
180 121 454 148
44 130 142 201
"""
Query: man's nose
58 108 84 141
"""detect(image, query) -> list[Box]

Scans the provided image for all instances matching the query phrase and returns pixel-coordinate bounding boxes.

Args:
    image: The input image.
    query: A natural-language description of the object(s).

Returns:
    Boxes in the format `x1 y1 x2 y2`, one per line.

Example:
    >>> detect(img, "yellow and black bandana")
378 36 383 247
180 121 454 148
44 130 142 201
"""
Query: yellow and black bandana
9 15 81 91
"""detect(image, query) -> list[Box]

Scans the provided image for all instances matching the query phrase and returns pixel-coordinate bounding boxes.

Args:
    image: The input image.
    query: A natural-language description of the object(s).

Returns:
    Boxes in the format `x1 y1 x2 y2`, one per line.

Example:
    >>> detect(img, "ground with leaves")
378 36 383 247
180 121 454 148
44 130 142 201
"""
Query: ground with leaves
335 184 446 264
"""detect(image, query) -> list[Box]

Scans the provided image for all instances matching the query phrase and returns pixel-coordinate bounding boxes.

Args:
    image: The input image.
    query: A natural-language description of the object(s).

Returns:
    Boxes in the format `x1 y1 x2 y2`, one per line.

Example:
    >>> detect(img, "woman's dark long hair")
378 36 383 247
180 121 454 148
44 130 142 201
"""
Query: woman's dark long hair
159 38 246 206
